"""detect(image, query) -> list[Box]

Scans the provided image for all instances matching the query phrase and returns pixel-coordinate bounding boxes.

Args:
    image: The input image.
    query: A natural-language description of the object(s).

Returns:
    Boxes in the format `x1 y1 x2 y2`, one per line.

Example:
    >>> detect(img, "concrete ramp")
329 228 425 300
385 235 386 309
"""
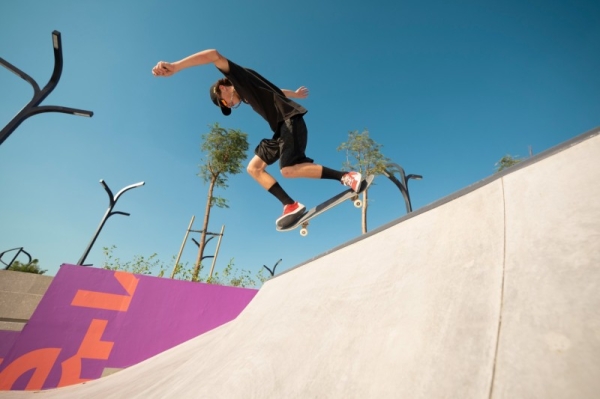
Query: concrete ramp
3 127 599 398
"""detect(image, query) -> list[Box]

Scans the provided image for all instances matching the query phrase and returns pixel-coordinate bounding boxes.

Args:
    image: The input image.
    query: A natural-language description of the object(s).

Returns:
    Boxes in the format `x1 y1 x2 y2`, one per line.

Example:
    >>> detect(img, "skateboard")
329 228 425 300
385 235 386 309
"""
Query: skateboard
277 174 375 236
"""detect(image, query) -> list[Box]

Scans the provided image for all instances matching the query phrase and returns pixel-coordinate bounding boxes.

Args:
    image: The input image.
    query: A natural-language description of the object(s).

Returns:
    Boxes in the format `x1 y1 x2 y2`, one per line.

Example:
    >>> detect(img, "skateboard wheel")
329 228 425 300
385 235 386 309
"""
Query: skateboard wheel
300 228 308 236
354 199 362 208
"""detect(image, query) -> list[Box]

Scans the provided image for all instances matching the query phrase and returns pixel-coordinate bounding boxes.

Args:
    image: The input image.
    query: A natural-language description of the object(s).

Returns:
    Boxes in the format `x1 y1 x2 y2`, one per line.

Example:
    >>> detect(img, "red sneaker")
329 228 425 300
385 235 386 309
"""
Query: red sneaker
276 202 306 228
341 171 362 193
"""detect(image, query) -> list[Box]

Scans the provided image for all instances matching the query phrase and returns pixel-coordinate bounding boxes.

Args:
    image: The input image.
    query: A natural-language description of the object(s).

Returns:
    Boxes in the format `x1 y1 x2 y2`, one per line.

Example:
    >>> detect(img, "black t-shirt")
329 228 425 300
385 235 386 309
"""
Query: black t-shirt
218 60 307 133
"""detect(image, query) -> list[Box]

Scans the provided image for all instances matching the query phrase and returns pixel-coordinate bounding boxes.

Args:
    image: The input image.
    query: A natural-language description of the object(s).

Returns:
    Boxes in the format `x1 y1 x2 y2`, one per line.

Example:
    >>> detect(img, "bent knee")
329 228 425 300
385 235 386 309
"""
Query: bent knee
247 164 263 178
280 166 296 179
246 165 257 177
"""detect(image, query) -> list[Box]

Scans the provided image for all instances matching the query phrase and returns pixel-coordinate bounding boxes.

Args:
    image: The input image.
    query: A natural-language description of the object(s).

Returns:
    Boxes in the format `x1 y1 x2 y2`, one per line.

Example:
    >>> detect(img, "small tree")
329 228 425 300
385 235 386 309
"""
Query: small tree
495 154 523 172
8 259 47 275
102 245 167 276
194 123 249 281
102 246 267 288
206 258 269 288
337 129 389 233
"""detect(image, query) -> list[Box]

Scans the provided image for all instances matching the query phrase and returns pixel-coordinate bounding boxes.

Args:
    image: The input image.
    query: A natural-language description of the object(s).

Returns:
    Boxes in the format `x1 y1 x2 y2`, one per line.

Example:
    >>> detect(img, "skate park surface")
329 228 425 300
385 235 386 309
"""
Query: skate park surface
2 127 599 398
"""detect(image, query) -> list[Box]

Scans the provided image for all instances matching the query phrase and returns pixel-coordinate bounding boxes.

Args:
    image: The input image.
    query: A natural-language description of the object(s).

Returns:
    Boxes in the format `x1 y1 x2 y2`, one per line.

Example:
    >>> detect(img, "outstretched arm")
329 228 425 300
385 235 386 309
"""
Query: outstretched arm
152 49 230 77
282 86 309 99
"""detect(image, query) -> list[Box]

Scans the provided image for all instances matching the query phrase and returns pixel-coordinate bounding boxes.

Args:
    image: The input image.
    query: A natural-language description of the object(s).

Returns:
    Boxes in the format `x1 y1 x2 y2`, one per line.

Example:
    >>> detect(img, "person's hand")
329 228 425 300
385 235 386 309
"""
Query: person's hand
294 86 309 99
152 61 176 77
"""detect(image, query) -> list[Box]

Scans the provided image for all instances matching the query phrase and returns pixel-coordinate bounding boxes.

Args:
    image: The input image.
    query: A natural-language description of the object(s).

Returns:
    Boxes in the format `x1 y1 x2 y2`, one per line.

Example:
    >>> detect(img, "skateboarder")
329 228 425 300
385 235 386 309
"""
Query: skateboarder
152 49 361 228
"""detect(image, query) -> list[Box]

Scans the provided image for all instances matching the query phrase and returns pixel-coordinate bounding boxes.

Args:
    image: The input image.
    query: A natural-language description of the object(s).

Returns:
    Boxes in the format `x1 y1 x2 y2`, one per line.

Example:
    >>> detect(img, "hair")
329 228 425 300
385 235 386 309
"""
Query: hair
213 78 233 95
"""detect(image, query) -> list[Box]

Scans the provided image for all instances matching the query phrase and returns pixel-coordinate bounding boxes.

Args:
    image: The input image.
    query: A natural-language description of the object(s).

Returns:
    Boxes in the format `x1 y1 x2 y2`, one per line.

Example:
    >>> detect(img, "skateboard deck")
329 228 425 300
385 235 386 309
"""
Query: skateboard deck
277 174 375 236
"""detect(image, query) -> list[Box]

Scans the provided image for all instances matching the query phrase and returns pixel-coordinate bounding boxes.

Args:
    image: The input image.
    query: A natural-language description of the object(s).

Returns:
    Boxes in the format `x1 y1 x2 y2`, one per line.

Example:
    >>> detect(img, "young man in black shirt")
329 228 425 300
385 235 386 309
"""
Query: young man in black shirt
152 49 361 228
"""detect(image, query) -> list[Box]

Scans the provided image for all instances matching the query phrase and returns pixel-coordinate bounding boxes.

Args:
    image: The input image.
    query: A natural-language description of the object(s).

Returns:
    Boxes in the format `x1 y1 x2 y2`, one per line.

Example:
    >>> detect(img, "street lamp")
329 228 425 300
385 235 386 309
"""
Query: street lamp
0 247 32 270
0 30 93 146
76 179 145 266
263 259 282 277
383 163 423 214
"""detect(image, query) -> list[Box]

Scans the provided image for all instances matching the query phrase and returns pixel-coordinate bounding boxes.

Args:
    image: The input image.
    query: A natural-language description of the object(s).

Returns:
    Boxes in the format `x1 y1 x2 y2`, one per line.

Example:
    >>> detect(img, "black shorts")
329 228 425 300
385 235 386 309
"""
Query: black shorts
254 116 314 169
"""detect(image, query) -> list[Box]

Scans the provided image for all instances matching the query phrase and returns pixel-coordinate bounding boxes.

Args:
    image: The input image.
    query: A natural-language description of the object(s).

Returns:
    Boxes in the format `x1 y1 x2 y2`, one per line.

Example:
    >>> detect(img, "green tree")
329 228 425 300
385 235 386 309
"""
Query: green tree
8 259 47 275
194 123 249 281
337 129 389 233
495 154 523 172
206 258 269 288
102 246 267 288
101 245 168 276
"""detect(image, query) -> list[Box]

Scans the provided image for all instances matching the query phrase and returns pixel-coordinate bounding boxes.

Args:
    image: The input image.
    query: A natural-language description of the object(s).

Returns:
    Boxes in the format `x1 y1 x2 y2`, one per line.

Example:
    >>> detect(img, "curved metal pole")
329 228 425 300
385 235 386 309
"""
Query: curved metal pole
0 247 32 270
383 163 423 214
0 30 93 146
27 105 96 118
0 57 41 92
76 180 145 266
263 259 282 277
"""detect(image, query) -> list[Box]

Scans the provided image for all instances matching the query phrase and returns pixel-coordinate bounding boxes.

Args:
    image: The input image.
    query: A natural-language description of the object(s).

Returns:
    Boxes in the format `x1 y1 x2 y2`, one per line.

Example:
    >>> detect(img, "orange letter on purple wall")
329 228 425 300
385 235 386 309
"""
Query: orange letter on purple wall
0 348 61 390
71 271 139 311
58 319 114 387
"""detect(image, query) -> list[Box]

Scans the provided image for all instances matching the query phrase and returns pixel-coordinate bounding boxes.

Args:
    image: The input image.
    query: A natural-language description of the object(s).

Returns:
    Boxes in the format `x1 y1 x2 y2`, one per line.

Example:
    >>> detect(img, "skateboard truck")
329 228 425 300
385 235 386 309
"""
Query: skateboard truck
300 221 310 237
351 194 362 208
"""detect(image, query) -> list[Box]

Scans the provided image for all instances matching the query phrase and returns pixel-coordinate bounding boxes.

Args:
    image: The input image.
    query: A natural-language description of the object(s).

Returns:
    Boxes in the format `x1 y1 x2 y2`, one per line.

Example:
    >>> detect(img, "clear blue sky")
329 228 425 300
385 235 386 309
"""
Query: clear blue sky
1 0 599 280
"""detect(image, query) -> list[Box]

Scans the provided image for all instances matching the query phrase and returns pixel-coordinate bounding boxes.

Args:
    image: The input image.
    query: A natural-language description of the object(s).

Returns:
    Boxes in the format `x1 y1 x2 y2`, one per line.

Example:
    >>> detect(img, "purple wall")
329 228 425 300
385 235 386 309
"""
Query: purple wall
0 331 20 361
0 264 258 391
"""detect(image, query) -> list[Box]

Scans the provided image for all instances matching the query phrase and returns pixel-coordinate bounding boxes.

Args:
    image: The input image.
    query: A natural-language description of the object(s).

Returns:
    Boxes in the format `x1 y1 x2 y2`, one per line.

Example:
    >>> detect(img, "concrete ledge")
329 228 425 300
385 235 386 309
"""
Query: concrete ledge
0 270 53 295
0 270 53 330
0 321 26 332
0 292 45 321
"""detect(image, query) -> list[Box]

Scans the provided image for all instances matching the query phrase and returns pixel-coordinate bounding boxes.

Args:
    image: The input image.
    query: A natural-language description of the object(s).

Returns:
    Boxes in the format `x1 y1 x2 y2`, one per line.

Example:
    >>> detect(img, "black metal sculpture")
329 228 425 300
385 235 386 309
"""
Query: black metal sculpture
0 30 93 146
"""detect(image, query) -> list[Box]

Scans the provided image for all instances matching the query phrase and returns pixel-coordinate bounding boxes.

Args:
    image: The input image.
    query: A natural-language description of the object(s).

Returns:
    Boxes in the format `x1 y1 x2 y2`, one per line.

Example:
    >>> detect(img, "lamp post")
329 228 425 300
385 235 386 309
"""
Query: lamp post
0 30 93 146
383 163 423 213
263 259 282 277
76 179 145 266
0 247 32 270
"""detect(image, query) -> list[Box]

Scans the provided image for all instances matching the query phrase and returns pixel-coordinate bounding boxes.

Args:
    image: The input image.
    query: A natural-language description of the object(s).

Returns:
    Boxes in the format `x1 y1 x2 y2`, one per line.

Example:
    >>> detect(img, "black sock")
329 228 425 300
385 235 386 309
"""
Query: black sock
320 166 345 181
268 183 295 205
